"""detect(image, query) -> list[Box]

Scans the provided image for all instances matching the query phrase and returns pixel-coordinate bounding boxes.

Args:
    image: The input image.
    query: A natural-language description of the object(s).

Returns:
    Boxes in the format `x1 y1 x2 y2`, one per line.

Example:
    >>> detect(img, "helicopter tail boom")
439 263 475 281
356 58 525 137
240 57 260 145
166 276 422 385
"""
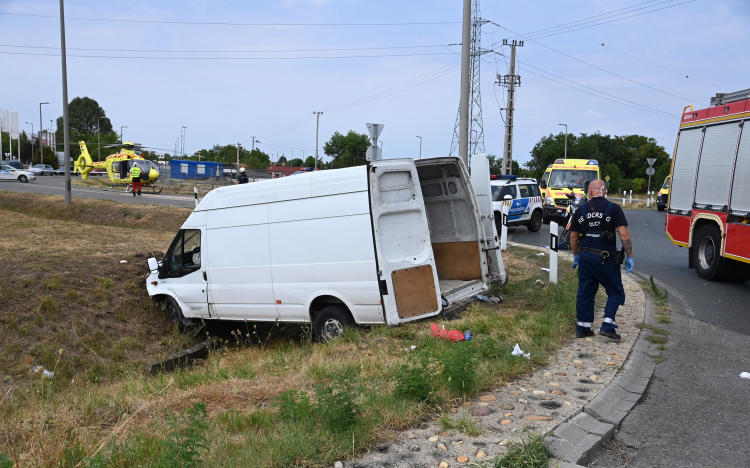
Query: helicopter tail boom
75 141 94 179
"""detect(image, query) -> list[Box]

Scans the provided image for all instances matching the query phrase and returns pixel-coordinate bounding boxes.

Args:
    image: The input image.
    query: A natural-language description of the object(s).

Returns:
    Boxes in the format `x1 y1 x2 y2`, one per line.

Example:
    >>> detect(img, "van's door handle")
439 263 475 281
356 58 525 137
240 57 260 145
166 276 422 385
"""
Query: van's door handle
379 280 388 295
202 271 207 281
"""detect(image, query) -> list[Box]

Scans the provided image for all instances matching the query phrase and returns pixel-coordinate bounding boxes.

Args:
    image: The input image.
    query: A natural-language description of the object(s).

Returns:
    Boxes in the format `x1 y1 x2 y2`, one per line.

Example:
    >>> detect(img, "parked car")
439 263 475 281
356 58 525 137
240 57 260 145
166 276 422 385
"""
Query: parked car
50 167 77 176
491 175 544 232
29 164 55 175
3 161 24 170
0 165 36 183
90 169 107 176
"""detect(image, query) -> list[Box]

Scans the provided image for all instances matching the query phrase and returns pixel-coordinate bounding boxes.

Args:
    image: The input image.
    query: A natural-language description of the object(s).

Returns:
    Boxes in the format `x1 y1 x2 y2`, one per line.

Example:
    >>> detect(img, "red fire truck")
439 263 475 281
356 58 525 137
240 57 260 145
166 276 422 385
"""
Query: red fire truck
665 88 750 282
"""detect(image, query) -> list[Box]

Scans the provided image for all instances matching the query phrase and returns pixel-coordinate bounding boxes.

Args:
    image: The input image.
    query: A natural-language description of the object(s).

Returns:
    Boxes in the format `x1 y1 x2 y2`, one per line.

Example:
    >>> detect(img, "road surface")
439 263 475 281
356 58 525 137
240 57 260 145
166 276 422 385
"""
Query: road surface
0 173 197 208
509 209 750 467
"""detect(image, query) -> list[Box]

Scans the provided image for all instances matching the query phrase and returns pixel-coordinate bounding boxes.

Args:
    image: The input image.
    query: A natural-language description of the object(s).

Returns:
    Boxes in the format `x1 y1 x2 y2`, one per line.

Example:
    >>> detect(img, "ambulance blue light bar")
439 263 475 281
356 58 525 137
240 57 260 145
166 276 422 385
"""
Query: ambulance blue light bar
587 160 598 165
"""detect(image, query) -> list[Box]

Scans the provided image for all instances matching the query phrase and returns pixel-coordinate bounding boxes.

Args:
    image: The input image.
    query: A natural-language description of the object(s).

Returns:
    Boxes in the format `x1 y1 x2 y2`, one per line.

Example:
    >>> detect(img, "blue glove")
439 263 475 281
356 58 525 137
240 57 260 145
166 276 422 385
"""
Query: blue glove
624 257 634 273
573 254 580 269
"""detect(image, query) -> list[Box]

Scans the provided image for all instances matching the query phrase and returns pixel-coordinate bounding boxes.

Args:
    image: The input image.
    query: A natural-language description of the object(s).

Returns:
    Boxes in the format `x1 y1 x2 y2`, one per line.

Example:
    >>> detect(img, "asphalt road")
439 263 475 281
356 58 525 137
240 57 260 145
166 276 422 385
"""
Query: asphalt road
509 209 750 336
0 174 197 208
509 210 750 467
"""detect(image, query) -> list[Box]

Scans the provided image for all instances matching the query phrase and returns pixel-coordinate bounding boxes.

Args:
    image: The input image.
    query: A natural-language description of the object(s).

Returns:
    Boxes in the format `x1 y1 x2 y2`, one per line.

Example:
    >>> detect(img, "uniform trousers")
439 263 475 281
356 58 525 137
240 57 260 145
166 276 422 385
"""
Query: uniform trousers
576 250 625 334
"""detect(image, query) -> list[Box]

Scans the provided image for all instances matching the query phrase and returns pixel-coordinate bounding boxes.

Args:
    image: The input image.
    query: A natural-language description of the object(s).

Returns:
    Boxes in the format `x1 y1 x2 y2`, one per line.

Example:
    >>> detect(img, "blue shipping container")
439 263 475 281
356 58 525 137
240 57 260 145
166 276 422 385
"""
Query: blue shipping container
170 160 225 179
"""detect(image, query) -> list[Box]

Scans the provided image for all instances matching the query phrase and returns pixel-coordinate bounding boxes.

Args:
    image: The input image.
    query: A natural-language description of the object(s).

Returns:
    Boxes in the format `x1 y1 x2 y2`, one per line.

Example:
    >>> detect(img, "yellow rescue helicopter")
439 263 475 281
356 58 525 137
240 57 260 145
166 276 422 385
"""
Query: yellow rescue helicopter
74 141 162 193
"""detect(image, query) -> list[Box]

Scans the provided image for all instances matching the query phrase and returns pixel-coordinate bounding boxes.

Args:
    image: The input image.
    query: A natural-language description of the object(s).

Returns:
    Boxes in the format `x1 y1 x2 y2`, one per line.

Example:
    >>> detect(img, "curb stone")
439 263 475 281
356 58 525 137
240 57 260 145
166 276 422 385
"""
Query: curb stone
544 267 663 466
330 245 654 468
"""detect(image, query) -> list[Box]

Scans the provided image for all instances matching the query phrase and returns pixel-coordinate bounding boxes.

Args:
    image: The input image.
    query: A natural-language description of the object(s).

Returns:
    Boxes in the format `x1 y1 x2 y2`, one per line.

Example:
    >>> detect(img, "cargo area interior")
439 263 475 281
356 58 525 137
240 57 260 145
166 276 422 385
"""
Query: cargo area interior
415 161 483 298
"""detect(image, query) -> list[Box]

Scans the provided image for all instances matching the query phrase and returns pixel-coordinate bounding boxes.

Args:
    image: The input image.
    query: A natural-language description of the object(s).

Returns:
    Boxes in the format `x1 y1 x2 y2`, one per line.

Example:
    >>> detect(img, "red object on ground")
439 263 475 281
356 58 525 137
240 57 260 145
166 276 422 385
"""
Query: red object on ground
430 323 465 341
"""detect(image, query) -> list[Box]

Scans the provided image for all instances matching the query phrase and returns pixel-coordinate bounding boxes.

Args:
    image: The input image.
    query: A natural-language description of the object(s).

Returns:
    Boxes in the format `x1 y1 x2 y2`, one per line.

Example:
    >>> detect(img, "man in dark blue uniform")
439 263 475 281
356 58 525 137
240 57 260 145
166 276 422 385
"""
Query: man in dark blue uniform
569 180 635 340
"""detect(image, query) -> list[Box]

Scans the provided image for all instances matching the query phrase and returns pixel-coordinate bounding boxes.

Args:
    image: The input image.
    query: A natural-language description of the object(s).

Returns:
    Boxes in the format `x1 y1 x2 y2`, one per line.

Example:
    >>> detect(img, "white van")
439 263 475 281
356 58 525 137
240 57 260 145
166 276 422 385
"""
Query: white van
146 157 500 341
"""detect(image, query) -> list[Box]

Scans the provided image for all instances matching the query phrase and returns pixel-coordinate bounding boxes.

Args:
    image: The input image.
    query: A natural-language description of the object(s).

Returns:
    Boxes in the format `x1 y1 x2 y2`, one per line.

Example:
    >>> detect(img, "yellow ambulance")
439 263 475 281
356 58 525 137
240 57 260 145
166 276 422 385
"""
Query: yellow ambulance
539 158 600 222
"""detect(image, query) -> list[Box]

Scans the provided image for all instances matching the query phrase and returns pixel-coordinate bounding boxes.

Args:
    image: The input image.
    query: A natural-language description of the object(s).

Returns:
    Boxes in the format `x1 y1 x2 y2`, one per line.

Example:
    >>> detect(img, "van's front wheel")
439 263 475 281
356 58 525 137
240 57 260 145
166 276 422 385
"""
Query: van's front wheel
314 305 353 343
164 296 194 331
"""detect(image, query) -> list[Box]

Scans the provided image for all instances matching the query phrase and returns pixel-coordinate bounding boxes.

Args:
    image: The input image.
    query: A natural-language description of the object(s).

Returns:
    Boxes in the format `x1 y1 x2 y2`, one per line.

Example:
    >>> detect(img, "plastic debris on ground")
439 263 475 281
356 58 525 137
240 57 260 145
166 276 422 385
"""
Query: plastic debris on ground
404 345 417 352
430 323 465 341
541 267 550 272
741 372 750 379
119 260 128 264
535 279 545 285
537 252 545 256
474 294 492 303
30 366 54 378
464 330 472 341
490 295 503 303
511 343 531 359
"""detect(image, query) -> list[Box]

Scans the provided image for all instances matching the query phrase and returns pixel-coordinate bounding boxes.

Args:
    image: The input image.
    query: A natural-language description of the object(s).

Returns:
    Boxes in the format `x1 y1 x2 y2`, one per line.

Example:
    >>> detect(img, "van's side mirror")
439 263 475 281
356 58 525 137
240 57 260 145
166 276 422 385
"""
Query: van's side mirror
583 180 591 195
147 257 159 272
504 194 513 200
539 180 547 189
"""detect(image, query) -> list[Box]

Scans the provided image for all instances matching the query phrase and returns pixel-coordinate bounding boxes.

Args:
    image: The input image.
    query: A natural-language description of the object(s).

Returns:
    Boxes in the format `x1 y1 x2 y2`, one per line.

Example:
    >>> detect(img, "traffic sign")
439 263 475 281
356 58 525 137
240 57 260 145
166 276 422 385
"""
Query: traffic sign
646 167 655 176
605 175 610 181
647 158 657 167
366 123 384 141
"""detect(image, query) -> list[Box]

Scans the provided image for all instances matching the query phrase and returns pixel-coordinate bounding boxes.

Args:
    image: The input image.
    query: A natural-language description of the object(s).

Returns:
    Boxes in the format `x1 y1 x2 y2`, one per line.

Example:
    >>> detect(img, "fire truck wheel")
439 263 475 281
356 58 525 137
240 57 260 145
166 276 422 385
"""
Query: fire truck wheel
693 224 736 281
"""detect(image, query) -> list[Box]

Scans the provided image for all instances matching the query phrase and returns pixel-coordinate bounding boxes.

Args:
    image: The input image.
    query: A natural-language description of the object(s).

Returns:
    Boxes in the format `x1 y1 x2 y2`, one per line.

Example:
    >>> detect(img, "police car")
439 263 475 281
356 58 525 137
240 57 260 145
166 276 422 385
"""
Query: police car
491 175 544 232
0 165 36 183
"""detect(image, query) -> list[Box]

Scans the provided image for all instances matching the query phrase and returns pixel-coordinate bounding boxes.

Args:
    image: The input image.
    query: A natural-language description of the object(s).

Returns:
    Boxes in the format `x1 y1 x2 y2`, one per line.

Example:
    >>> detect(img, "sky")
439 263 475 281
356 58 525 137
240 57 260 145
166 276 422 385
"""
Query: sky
1 0 749 166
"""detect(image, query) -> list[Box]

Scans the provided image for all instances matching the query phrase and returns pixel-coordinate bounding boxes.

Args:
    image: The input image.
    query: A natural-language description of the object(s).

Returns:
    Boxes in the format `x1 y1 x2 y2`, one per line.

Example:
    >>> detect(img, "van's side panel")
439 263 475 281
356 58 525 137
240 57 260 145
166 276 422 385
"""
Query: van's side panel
269 190 382 324
205 204 278 320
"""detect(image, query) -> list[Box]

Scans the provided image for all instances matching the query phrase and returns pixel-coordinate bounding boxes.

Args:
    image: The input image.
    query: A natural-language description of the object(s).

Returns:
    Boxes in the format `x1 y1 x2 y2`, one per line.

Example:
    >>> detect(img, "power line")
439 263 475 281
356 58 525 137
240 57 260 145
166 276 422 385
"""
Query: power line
497 0 726 90
0 12 460 27
512 56 676 119
519 0 697 41
489 24 701 102
0 43 458 54
0 50 457 60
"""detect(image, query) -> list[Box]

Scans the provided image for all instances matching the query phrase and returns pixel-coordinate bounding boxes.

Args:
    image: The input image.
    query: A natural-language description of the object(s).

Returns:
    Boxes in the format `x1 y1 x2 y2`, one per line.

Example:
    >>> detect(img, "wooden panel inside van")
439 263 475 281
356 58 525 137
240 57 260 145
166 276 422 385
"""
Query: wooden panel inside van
431 241 482 280
392 265 440 319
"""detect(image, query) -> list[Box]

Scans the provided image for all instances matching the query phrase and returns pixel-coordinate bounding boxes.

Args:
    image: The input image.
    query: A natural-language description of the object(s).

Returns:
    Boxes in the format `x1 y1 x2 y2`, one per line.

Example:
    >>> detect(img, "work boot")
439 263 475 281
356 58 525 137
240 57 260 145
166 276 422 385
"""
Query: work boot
138 191 141 196
599 330 622 341
132 190 136 197
576 329 595 339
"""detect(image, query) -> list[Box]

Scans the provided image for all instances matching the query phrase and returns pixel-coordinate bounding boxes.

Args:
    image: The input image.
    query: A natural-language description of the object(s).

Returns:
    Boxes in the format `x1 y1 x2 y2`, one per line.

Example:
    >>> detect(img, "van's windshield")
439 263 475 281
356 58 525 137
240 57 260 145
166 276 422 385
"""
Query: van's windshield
549 169 598 188
662 177 670 189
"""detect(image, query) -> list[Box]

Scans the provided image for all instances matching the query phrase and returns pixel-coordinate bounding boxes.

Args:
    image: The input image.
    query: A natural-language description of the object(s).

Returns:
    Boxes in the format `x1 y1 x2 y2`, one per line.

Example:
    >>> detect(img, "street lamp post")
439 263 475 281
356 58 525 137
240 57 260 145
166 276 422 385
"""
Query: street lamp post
313 111 323 170
25 122 34 165
182 126 186 158
50 120 54 156
558 124 568 159
416 136 422 159
39 102 48 164
120 126 128 143
97 117 101 161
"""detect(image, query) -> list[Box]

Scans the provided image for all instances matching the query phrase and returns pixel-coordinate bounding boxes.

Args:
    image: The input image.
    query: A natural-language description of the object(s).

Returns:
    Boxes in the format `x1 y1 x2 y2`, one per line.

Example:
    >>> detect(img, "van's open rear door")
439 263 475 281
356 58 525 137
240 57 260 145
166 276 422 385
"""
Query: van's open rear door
470 153 507 286
368 160 442 325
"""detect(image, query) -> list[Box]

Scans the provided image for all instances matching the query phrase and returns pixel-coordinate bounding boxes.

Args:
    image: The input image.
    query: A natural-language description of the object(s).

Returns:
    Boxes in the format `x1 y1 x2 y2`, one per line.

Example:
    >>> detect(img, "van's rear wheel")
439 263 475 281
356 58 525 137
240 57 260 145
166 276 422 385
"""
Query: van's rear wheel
527 210 543 232
693 224 735 281
314 305 353 343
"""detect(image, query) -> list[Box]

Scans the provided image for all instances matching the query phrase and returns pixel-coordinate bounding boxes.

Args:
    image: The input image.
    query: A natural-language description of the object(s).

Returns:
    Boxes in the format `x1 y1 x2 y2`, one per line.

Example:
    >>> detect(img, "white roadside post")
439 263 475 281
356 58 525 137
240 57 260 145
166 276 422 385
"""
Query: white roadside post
500 201 509 251
629 190 632 203
549 221 559 284
646 191 650 207
623 195 626 206
194 186 199 207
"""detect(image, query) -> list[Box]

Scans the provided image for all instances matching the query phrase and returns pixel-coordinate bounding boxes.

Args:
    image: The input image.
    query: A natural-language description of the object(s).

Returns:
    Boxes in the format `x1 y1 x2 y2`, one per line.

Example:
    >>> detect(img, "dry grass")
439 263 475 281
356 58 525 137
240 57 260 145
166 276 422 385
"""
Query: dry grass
72 177 233 196
0 194 582 467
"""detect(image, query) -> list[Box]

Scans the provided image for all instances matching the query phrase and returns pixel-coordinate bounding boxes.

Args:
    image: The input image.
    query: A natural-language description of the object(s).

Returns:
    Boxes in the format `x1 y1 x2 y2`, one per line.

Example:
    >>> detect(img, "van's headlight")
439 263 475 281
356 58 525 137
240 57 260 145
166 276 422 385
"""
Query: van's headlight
545 196 554 205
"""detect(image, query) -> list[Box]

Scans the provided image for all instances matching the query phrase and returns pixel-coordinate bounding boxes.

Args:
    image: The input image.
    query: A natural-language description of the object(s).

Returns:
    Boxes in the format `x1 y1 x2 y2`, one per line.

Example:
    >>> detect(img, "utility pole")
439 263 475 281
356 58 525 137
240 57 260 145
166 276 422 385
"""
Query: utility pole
313 111 323 170
458 0 471 168
26 123 34 165
58 0 71 205
499 39 523 175
250 136 260 151
39 102 48 164
121 126 127 143
182 126 186 158
97 117 101 161
236 142 240 180
416 136 422 159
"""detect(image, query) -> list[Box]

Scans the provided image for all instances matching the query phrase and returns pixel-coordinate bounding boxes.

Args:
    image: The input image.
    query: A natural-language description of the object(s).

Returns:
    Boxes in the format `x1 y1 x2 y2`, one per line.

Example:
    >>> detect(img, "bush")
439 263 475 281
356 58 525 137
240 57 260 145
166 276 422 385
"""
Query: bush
632 178 647 193
274 390 313 423
440 343 480 398
32 146 59 168
315 370 361 432
394 353 439 404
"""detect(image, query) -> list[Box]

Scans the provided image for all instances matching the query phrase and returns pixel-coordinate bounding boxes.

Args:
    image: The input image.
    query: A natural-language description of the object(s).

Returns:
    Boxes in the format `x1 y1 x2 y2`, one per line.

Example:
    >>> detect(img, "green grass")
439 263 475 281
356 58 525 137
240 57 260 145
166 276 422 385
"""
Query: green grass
646 335 668 345
635 323 670 335
481 434 551 468
656 314 673 324
642 275 671 311
440 414 485 436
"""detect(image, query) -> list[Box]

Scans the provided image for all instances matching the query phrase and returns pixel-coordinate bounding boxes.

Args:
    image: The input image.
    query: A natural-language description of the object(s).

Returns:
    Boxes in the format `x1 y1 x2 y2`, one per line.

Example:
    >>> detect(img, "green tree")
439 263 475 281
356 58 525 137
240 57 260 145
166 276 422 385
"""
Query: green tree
288 158 303 167
631 178 647 193
324 130 370 168
602 163 624 193
55 96 117 159
303 156 316 168
33 146 58 167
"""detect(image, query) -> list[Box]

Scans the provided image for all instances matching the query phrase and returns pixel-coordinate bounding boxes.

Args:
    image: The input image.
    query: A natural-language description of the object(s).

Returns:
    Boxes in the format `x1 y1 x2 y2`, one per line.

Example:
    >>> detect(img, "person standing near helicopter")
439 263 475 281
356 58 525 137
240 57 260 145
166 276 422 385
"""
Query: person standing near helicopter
129 162 142 196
